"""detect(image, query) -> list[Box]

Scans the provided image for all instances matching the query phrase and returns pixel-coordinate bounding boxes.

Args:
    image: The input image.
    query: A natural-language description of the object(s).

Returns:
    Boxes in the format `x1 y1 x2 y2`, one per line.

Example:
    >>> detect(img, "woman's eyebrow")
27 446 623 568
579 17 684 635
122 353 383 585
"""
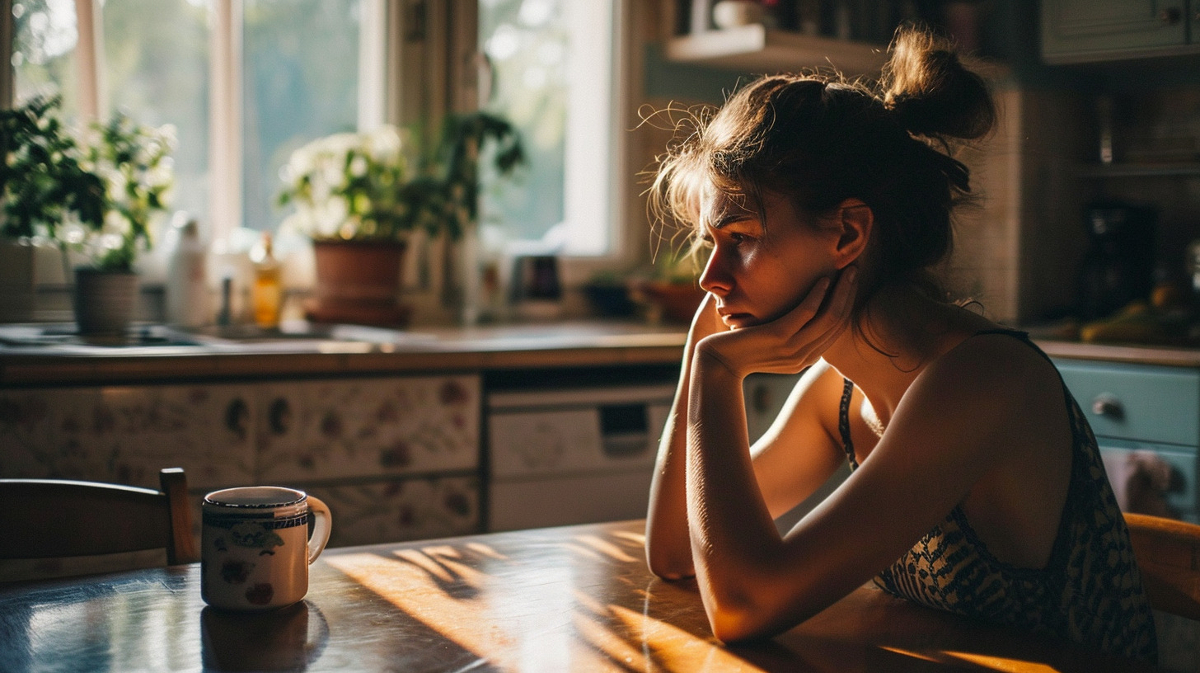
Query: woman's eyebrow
711 211 754 229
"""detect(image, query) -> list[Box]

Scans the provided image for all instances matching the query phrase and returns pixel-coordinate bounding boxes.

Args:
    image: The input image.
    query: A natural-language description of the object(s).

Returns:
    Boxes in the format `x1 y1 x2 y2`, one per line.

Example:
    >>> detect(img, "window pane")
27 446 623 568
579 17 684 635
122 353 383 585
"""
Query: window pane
242 0 361 231
99 0 210 226
479 0 615 255
478 0 566 246
12 0 82 119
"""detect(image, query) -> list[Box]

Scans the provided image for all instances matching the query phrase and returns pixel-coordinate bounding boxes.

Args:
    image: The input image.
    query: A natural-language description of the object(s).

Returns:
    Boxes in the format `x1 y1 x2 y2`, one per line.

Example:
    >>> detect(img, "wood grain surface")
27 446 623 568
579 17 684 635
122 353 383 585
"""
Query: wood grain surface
0 520 1158 672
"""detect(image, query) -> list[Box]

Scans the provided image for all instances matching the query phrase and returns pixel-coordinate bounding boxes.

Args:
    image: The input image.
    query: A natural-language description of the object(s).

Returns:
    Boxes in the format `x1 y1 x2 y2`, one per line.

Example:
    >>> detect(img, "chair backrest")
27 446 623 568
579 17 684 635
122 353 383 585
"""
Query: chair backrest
1125 512 1200 621
0 468 199 566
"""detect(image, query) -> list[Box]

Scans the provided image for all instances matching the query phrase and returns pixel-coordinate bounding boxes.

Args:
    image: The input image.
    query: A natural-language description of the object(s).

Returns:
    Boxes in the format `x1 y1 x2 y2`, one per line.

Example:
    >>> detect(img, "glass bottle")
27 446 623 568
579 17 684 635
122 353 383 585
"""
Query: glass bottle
251 232 282 329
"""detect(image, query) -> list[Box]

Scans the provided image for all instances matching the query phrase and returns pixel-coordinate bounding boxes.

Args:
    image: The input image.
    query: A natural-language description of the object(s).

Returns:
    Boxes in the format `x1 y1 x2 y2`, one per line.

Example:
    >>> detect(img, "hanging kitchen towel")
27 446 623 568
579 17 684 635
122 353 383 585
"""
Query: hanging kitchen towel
1101 450 1178 518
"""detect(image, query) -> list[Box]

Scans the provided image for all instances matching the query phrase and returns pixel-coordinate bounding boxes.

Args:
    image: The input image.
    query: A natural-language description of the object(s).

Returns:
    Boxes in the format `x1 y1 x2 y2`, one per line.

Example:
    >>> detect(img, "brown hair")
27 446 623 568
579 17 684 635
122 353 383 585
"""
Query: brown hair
648 26 995 322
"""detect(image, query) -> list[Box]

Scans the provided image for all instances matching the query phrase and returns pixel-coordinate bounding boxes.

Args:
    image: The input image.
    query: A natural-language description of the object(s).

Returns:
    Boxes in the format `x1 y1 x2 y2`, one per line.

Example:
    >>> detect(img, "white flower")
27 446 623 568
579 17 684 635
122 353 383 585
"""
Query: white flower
157 124 178 149
103 210 132 236
100 233 124 250
145 161 174 190
349 155 368 177
60 219 87 244
366 126 403 163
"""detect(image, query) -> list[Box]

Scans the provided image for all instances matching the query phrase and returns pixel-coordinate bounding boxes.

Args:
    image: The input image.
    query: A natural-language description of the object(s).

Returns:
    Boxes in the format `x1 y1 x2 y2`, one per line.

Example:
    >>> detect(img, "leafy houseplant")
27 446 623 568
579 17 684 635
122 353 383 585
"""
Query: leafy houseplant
277 112 524 326
633 246 707 323
0 95 176 336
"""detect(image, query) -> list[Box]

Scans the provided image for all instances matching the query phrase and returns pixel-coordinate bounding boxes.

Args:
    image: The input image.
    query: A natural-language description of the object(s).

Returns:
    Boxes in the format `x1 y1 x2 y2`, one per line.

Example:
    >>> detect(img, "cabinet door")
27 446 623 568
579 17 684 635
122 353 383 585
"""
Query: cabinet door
1041 0 1188 62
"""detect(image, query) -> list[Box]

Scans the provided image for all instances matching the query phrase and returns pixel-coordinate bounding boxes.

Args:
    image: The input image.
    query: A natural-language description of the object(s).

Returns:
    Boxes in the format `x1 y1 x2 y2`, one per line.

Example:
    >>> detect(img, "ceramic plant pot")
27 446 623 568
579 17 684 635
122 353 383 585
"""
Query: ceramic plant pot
305 239 410 327
73 268 140 338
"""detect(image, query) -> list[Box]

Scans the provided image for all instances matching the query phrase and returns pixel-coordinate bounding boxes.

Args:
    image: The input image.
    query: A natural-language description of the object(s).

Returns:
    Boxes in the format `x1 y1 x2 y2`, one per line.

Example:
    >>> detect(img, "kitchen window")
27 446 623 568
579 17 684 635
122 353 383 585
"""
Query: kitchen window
4 0 633 290
9 0 381 241
477 0 621 257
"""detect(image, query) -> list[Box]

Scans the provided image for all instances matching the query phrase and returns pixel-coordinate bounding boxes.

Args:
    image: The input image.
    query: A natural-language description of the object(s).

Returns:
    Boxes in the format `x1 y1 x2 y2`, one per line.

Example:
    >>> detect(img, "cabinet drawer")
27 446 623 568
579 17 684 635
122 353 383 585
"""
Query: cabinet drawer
1054 360 1199 447
1099 441 1198 523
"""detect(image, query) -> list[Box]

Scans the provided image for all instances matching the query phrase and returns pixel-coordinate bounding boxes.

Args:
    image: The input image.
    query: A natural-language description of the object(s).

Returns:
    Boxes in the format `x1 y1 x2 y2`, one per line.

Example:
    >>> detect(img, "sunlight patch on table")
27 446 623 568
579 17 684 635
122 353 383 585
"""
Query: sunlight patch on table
327 552 516 668
943 651 1058 672
609 603 764 672
574 534 638 563
881 645 1055 672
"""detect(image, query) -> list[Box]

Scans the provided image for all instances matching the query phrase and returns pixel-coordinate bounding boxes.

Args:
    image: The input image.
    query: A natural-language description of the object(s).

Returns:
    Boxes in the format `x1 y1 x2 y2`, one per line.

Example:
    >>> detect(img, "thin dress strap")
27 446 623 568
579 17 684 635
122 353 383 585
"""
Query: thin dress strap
837 328 1032 473
838 377 859 470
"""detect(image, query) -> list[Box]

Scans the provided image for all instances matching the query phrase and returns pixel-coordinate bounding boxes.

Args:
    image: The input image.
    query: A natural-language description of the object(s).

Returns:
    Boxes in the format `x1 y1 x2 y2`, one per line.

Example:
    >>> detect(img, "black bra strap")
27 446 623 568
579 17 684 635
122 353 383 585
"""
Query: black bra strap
838 378 859 470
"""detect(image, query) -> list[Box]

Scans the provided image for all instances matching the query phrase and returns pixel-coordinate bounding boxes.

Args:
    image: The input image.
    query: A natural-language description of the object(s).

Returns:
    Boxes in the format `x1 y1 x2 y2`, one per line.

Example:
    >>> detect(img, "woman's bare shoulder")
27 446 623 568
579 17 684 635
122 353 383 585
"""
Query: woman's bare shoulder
917 330 1062 414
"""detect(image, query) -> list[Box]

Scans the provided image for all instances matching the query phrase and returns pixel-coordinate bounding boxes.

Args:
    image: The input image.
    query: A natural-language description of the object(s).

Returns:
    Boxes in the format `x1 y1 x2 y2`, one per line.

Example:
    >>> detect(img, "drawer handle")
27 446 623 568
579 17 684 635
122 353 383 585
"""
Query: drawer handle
1160 7 1182 25
1091 394 1124 420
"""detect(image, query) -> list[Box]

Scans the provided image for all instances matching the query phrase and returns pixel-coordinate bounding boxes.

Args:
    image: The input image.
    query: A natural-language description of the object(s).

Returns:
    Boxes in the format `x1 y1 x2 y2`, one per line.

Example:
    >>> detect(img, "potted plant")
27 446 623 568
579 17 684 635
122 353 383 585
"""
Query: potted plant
0 96 105 324
0 95 175 338
632 246 707 323
278 113 524 326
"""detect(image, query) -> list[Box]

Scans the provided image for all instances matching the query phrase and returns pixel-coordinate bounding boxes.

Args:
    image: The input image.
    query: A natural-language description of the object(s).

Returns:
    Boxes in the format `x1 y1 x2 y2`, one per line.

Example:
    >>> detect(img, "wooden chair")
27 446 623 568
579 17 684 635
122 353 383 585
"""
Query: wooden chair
0 467 199 569
1126 512 1200 620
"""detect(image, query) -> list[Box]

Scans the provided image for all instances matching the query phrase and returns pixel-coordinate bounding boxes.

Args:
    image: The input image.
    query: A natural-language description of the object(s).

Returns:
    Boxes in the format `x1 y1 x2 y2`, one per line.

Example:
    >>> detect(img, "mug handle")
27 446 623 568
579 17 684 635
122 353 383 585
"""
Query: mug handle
306 495 332 564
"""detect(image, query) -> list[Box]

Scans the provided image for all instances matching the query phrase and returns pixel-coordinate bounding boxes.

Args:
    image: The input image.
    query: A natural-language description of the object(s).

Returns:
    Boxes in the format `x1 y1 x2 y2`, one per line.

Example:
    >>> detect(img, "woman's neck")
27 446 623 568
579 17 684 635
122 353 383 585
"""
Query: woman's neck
821 284 992 426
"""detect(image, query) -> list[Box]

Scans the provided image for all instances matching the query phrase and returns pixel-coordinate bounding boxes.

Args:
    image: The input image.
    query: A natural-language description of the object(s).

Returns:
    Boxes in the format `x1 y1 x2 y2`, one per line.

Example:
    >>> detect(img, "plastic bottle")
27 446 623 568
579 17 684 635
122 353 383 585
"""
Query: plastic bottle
251 232 282 329
165 219 211 327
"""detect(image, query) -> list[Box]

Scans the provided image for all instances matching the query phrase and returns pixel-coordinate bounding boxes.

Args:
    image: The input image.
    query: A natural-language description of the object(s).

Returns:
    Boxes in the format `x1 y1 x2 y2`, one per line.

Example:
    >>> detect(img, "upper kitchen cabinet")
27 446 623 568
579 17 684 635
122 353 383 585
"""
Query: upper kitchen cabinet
1041 0 1200 63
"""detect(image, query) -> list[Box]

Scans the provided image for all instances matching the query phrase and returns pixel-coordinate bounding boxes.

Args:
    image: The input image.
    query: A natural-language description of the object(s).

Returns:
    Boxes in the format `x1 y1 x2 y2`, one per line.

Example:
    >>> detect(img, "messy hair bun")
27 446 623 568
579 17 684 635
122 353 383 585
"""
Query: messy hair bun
647 24 996 324
882 28 996 140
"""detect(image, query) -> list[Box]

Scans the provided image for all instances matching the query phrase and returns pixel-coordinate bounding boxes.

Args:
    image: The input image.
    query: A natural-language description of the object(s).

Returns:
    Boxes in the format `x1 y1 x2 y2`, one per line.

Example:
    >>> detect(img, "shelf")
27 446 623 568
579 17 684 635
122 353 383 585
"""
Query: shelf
664 25 887 76
1075 163 1200 178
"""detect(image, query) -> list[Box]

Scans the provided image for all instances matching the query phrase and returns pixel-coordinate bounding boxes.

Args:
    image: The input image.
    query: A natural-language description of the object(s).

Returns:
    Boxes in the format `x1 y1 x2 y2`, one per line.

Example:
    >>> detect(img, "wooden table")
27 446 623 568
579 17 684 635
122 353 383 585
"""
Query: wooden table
0 520 1157 672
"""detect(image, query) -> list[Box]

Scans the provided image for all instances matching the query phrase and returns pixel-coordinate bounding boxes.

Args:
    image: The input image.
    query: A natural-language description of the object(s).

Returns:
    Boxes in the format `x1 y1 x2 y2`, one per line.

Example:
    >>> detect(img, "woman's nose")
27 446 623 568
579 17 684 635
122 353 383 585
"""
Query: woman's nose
698 248 731 295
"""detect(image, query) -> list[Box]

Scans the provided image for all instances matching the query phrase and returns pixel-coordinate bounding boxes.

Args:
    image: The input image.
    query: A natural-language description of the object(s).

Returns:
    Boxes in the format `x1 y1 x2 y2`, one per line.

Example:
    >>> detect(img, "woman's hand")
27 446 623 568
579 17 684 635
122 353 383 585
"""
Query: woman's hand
688 291 727 346
695 267 857 378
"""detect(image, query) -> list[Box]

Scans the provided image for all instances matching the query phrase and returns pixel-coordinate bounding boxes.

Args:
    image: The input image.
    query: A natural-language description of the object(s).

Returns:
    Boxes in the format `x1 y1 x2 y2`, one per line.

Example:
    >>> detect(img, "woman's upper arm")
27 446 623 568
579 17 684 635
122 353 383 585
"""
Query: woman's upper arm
750 360 847 519
737 344 1029 638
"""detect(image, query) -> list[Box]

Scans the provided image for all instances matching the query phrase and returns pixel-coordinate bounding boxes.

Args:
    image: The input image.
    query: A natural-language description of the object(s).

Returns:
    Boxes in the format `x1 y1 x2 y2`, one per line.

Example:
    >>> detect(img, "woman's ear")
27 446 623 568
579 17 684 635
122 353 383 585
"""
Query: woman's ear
833 198 872 269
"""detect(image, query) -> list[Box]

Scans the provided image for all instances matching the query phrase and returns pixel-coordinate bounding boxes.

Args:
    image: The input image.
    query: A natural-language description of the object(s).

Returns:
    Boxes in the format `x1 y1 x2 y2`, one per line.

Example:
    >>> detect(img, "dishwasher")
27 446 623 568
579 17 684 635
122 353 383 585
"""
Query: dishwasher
486 383 675 532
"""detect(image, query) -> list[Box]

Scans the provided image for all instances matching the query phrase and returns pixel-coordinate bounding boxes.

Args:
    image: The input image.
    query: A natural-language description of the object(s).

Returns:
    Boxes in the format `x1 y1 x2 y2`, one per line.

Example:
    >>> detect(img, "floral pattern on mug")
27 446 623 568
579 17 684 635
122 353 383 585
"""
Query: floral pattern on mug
229 523 284 551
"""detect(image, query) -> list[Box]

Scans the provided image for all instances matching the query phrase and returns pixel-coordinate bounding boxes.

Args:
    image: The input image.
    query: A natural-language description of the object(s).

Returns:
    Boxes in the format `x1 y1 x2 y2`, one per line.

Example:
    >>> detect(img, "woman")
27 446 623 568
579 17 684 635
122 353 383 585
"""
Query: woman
643 27 1157 663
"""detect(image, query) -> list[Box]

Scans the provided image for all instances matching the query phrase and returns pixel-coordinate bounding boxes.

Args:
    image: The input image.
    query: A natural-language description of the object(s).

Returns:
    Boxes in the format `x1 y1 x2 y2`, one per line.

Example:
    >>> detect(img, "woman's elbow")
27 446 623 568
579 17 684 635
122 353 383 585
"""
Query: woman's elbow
646 548 695 580
707 600 780 643
703 578 795 643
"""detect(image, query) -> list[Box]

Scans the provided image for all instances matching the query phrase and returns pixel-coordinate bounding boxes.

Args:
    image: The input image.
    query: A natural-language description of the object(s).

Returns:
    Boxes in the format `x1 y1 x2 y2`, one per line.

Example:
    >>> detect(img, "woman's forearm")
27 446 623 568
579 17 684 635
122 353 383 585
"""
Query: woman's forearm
686 348 787 636
645 344 698 579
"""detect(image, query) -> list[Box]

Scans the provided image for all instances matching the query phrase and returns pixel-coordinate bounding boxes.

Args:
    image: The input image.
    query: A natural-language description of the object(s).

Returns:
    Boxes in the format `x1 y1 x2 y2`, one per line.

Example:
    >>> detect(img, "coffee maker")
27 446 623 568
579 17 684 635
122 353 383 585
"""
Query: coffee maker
1075 201 1158 320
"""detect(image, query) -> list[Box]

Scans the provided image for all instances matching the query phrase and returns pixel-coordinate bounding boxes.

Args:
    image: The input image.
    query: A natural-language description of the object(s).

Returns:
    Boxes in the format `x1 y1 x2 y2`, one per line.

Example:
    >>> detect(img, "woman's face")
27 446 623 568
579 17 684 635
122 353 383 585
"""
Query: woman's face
697 189 839 329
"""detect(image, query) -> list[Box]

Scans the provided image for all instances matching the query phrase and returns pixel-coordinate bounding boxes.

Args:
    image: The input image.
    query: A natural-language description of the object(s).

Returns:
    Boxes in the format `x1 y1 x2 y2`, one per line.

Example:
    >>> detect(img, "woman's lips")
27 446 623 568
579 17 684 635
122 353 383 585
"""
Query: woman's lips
720 312 754 328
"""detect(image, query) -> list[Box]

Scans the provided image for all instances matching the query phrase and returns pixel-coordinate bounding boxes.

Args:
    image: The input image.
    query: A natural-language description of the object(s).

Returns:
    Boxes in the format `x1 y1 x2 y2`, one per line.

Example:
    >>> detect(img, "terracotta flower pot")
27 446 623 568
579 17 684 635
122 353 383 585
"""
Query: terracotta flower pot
636 280 707 323
73 268 140 338
305 240 411 327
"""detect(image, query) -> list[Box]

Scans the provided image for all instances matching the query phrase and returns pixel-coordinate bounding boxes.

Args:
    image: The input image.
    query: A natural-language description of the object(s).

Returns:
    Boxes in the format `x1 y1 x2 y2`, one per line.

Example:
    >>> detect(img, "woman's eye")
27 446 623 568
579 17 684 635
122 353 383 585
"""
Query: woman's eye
729 232 749 245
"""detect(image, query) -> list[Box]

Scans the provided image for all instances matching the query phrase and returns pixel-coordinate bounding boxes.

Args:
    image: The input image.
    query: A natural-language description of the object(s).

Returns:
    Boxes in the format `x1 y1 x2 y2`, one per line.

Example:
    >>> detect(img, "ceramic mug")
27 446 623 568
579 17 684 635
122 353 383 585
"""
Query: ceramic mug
201 486 332 611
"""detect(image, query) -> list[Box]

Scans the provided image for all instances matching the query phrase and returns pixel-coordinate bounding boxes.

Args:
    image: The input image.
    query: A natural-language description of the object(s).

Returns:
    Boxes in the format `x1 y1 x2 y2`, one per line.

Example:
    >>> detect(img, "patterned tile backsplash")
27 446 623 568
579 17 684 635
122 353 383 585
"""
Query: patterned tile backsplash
0 374 482 547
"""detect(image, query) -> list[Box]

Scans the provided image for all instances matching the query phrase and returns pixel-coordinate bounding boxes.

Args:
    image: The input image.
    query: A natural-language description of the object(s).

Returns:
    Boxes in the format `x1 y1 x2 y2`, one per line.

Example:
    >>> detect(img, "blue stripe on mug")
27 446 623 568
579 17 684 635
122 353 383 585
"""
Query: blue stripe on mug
203 512 310 530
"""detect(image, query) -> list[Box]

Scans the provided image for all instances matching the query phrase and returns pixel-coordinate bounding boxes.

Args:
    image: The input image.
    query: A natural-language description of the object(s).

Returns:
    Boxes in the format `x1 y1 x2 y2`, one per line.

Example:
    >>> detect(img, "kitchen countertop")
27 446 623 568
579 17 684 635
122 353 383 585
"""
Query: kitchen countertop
3 320 1199 387
0 321 690 386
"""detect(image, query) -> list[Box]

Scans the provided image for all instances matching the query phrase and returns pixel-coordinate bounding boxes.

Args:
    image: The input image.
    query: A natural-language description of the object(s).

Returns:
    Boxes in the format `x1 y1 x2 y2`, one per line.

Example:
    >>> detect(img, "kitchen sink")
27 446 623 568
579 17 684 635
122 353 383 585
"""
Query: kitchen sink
0 321 435 353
